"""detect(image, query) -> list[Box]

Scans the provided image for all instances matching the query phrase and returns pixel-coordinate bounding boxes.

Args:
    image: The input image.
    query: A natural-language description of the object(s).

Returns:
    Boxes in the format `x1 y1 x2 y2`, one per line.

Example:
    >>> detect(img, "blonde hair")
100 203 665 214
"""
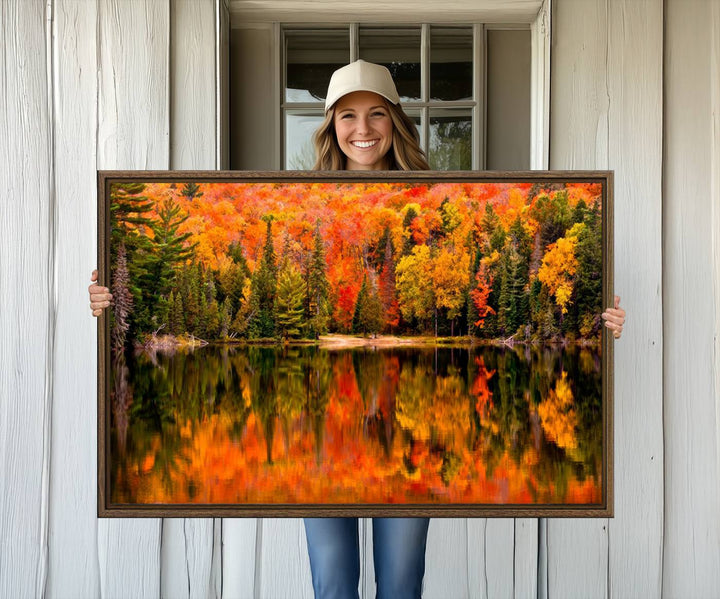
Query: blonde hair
312 101 430 171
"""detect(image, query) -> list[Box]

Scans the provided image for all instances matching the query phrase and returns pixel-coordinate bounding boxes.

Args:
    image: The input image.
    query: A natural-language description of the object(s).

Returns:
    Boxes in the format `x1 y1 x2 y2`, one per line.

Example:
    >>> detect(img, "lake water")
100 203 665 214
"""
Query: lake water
110 343 603 505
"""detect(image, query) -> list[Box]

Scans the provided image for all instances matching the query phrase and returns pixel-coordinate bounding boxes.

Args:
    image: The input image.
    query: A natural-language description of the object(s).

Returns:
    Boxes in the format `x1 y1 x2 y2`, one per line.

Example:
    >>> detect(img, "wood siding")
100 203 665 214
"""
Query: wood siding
663 0 720 595
1 0 717 597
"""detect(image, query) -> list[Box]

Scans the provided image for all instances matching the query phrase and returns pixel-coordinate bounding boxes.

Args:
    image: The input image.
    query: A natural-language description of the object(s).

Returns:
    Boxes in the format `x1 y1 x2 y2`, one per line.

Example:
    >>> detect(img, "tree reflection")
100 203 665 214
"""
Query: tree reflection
111 343 603 505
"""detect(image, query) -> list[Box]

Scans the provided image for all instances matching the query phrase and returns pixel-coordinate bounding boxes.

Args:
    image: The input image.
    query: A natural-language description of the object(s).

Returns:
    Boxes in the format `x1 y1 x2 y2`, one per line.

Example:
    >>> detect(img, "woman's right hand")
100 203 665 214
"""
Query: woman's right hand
89 269 112 317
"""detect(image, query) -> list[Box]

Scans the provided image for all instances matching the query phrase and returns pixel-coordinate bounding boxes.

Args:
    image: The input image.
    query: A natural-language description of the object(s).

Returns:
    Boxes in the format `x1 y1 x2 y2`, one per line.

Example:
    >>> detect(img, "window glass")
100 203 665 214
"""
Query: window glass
430 27 473 101
359 27 421 102
429 109 472 170
285 112 324 169
402 109 423 148
286 30 349 103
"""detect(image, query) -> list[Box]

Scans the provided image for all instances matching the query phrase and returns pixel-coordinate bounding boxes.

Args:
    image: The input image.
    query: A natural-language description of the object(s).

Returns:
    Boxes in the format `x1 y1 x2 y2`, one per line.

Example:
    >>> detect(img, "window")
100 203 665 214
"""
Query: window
282 25 529 171
229 23 531 171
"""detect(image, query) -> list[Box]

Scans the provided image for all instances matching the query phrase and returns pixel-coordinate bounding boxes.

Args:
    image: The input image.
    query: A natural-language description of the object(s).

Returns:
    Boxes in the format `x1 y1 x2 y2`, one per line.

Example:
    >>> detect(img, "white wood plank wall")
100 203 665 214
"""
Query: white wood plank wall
47 0 100 596
549 2 664 598
163 2 221 599
1 0 718 597
95 0 168 595
663 0 720 595
0 1 53 598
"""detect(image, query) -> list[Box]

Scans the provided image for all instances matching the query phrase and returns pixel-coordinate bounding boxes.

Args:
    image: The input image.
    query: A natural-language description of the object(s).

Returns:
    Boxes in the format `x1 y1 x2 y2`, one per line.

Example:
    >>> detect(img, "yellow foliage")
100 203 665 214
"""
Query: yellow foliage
537 372 578 450
481 250 501 268
432 246 471 319
538 235 579 314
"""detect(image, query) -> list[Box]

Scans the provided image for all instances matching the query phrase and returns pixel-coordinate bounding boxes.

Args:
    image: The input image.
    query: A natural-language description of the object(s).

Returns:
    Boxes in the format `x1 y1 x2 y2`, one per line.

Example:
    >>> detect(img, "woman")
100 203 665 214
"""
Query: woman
301 60 433 599
88 60 626 598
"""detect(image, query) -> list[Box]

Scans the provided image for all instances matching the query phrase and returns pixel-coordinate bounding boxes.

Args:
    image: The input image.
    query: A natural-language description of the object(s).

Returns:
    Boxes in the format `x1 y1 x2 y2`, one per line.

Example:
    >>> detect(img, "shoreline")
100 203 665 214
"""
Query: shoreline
135 332 601 351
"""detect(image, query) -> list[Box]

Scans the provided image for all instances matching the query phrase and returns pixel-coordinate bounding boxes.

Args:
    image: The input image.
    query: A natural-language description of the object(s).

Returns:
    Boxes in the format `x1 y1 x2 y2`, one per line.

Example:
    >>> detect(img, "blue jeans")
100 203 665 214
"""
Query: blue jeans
303 517 430 599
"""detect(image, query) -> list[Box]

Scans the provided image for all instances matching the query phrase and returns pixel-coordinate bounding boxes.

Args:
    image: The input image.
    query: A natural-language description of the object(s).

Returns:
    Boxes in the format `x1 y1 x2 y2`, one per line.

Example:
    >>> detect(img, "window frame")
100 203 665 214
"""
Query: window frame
281 23 503 171
254 0 551 172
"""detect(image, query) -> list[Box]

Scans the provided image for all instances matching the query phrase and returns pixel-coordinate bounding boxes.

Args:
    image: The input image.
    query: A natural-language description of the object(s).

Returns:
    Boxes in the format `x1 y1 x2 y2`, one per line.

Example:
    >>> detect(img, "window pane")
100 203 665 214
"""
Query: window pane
286 30 349 103
429 109 472 171
430 27 473 101
359 27 421 102
285 112 324 169
402 109 423 148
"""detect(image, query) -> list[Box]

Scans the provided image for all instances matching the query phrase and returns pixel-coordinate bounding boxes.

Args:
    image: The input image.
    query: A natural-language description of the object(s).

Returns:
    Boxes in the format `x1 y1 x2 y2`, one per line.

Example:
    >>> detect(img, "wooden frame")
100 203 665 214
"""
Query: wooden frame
98 170 613 517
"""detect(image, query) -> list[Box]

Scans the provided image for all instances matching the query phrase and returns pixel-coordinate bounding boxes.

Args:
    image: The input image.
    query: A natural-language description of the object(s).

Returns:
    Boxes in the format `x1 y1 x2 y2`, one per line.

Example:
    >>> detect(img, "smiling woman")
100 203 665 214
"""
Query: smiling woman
333 91 394 170
311 60 429 172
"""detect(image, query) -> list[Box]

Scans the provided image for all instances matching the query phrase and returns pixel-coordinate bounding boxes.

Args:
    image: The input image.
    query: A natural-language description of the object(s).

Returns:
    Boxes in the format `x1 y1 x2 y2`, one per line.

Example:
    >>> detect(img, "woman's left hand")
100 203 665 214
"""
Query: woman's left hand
602 295 626 339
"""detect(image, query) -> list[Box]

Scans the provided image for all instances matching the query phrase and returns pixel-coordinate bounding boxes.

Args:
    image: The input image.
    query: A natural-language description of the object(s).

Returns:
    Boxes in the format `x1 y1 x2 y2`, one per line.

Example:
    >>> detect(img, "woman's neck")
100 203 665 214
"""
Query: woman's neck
344 155 392 171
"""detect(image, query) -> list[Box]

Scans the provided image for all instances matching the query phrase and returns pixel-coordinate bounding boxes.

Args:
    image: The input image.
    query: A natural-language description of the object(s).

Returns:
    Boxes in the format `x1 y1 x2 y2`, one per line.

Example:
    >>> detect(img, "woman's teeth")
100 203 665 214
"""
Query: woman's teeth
352 140 378 148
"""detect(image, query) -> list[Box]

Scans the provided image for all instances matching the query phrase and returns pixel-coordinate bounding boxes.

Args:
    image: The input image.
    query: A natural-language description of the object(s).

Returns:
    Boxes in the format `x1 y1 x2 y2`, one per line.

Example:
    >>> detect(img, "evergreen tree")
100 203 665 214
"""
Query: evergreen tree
109 182 154 251
481 203 505 254
133 196 195 332
305 221 330 338
219 297 232 338
206 298 221 339
109 183 154 338
352 276 368 334
111 241 134 353
169 290 185 335
249 217 277 338
530 191 572 249
402 205 419 255
181 182 203 201
378 232 400 331
230 279 253 337
497 246 528 336
218 245 249 313
529 278 543 338
574 205 602 337
353 275 384 335
467 247 482 337
504 217 532 335
198 292 209 338
478 205 506 336
183 263 201 335
276 264 305 339
572 198 588 225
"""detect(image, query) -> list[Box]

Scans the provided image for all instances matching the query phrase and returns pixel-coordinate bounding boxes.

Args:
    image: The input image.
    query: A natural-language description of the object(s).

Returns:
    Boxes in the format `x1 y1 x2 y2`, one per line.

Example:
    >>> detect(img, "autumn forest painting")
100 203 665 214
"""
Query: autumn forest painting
103 175 610 513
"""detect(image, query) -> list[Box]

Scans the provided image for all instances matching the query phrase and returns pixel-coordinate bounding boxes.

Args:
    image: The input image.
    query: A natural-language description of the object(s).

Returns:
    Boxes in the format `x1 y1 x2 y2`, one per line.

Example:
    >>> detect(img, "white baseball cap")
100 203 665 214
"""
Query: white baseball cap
324 60 400 112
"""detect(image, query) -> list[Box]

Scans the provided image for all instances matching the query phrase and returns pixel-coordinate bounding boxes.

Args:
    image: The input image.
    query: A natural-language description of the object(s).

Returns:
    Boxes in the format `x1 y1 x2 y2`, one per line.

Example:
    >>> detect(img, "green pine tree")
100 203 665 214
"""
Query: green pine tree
276 264 305 340
219 297 232 338
134 196 196 332
353 275 384 335
249 217 278 338
305 221 330 338
181 182 203 201
402 206 419 255
170 289 185 335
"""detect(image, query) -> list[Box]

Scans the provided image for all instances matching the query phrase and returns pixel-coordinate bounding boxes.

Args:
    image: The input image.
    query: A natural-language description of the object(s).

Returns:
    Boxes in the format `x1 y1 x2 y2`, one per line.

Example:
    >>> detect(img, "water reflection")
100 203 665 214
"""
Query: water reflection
111 344 602 505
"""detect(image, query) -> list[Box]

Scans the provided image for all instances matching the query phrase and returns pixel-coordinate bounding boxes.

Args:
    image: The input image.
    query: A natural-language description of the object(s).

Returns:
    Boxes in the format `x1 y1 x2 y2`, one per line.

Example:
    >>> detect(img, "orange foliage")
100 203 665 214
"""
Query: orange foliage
537 372 578 451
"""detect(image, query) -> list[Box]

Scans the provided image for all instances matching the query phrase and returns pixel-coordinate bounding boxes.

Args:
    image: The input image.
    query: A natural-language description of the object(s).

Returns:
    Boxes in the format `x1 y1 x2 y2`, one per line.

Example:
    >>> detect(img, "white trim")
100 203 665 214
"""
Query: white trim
421 23 430 151
273 22 282 169
484 22 532 30
230 21 276 30
473 23 484 170
530 0 550 169
711 0 720 474
229 1 543 26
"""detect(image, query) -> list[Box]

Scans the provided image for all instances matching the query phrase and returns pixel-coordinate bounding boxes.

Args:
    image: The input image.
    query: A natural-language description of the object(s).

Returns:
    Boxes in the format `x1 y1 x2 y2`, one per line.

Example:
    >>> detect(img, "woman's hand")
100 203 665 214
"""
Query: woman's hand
89 269 112 317
602 295 626 339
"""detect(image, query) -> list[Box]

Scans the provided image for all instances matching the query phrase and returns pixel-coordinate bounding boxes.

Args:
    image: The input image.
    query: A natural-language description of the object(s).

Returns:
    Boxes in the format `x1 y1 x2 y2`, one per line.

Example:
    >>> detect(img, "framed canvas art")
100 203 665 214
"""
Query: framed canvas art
97 170 613 517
